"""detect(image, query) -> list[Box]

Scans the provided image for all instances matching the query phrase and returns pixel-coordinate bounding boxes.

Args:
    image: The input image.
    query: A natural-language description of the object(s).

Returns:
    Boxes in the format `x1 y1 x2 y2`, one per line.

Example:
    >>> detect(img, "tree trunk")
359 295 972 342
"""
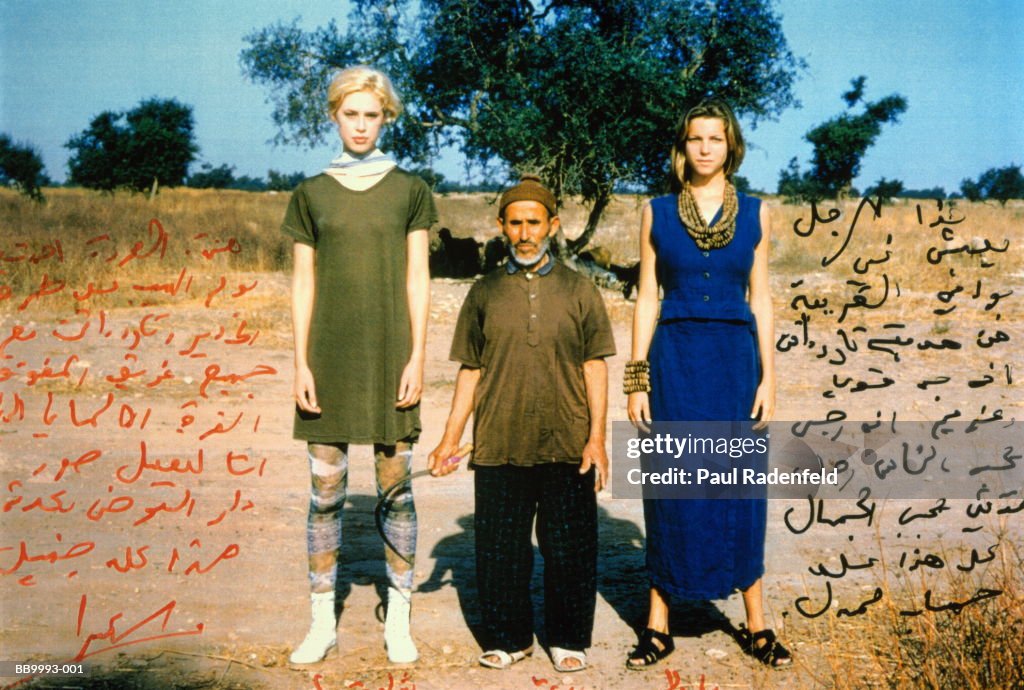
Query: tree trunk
148 176 159 200
567 186 612 255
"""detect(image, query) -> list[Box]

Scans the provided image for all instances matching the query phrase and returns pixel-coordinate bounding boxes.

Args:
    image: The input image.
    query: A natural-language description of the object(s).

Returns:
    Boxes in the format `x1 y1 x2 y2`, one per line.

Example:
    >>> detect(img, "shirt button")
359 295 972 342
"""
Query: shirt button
703 271 710 279
531 314 537 318
526 273 534 281
703 295 710 302
702 251 710 258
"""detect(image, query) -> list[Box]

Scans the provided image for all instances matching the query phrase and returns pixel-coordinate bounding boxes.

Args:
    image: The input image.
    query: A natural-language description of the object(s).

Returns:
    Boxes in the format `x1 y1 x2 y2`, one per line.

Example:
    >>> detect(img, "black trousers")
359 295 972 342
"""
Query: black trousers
474 463 598 652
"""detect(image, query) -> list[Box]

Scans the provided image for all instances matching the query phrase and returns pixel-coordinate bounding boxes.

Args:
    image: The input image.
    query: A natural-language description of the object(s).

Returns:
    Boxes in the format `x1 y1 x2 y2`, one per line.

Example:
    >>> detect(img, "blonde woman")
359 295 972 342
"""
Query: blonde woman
282 65 435 665
625 99 791 669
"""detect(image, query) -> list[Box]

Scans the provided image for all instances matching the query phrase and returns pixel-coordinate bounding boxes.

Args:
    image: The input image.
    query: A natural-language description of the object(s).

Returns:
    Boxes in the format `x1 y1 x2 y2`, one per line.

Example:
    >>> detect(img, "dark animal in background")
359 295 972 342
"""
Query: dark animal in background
482 237 507 274
580 247 612 270
431 228 482 278
576 246 640 299
609 261 640 300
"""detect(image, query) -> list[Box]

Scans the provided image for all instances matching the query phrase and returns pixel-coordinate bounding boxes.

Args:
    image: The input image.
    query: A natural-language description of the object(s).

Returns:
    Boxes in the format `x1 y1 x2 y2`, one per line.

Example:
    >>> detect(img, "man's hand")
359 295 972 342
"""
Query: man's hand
428 440 471 477
580 437 608 492
429 367 480 476
294 364 320 414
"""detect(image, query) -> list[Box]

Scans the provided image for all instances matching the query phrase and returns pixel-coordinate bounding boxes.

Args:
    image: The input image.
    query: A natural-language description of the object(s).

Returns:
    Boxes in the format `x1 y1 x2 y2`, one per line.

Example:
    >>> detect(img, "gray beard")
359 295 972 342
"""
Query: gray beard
510 238 550 267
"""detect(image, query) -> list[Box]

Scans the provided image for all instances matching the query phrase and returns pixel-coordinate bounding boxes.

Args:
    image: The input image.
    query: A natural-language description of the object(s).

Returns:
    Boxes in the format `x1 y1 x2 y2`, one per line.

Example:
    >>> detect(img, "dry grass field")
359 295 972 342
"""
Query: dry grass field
1 187 1021 689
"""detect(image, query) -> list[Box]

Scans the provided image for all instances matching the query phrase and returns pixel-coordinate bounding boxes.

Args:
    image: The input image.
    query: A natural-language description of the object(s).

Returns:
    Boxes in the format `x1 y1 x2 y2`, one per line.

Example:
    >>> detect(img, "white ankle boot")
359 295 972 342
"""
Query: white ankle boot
290 591 337 664
384 586 418 663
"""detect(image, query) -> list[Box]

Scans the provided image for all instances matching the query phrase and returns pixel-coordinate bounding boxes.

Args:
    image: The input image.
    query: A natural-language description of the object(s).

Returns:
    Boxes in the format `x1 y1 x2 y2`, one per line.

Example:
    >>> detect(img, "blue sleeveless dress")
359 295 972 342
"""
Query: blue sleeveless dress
644 191 767 600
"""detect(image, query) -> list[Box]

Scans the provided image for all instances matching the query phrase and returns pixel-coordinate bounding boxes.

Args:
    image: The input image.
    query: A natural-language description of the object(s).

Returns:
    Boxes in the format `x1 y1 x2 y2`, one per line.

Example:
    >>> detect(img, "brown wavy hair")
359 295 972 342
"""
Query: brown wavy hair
670 98 746 190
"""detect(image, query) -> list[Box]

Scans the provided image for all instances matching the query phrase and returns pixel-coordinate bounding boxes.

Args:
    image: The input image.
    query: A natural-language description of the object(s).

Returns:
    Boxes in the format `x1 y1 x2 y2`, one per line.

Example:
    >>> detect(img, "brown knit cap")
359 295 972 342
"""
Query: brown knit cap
498 174 557 218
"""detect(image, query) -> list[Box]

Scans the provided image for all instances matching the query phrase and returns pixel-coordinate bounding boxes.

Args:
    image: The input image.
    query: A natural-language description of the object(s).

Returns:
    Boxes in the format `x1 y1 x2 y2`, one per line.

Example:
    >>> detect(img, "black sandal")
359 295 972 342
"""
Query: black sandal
625 628 675 669
740 627 792 668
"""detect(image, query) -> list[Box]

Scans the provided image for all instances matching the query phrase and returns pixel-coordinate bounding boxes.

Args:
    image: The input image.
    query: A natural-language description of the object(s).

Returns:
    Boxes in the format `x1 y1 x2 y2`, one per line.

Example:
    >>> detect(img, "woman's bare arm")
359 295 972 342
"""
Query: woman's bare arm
292 242 319 413
748 201 776 428
628 202 659 430
396 228 430 408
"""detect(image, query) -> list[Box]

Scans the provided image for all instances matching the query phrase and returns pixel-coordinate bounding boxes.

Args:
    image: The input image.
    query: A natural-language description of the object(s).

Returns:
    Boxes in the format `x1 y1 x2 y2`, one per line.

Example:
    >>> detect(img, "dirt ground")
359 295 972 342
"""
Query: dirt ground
2 220 1022 690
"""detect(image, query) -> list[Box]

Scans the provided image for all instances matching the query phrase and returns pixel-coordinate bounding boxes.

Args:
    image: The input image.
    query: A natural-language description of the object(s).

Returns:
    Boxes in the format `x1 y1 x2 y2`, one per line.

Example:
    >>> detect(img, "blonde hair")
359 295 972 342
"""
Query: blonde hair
670 98 745 189
327 65 402 123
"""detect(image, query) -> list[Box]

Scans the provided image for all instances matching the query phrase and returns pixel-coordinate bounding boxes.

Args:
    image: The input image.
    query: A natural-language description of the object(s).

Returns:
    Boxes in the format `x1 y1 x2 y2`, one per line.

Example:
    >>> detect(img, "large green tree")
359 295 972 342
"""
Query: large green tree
960 164 1024 206
66 98 198 193
241 0 803 251
0 133 48 202
778 76 907 202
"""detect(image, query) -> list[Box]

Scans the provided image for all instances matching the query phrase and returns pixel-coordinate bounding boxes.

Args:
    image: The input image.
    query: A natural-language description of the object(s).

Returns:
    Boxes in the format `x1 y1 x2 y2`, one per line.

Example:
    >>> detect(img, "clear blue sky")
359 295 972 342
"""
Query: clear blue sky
2 0 1022 194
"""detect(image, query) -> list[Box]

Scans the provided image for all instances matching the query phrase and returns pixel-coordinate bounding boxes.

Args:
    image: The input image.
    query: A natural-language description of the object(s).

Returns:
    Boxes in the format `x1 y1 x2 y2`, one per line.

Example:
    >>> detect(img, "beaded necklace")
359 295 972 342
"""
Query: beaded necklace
676 181 738 250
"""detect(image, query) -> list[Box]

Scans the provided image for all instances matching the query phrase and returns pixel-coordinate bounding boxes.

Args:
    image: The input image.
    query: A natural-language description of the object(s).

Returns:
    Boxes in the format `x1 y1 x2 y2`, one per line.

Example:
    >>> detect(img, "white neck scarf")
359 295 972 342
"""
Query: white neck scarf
323 148 397 180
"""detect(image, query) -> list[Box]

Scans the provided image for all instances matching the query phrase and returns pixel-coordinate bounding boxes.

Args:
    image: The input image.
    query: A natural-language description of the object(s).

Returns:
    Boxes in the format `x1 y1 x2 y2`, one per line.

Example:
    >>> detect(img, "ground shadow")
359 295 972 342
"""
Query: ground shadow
335 494 388 622
596 503 649 630
596 504 739 648
418 513 483 645
417 512 560 652
415 504 739 657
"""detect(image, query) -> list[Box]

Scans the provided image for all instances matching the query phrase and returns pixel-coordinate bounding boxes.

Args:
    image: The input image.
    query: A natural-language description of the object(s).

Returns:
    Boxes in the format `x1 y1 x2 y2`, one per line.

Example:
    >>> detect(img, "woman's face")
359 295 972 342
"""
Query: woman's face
334 90 385 155
684 116 729 182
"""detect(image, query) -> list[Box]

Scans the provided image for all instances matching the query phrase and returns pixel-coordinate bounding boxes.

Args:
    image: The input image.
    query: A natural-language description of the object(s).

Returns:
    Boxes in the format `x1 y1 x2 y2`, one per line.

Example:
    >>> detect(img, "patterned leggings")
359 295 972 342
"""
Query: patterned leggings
305 441 417 594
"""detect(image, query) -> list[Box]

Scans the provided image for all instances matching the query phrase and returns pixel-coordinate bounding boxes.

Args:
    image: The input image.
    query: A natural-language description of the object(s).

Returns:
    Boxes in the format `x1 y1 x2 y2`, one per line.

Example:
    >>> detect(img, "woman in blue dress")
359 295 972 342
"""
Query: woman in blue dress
624 99 791 669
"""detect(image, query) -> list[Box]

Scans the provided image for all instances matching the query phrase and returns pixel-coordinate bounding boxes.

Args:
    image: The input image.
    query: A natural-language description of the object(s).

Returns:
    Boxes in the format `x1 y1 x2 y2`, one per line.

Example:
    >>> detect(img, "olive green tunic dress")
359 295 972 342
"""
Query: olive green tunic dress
281 169 437 443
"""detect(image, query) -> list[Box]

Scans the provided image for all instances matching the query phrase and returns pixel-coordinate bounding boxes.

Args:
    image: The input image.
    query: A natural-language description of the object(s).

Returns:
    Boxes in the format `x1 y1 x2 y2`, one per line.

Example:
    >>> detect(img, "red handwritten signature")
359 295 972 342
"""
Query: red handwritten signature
1 595 204 689
73 593 204 661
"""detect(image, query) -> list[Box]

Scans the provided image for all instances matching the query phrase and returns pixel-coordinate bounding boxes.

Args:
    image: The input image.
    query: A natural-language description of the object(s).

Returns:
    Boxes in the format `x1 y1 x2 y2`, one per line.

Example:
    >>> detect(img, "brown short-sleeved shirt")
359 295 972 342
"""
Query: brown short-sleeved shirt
281 169 437 443
450 260 616 466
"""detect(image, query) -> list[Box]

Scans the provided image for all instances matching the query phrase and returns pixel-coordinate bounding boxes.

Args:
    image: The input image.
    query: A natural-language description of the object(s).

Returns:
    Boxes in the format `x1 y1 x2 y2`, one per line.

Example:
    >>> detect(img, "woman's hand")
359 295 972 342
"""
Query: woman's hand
395 356 424 409
628 391 652 433
294 364 320 414
750 379 776 430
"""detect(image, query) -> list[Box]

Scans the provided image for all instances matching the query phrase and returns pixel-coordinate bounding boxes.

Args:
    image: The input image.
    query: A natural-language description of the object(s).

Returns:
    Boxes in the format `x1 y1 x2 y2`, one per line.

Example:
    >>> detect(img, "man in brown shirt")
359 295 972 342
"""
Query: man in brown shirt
429 175 616 673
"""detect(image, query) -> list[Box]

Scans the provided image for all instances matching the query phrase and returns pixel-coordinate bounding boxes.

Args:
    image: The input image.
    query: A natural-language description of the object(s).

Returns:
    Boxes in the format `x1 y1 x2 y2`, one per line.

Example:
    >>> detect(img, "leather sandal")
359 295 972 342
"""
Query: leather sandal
740 627 793 668
625 628 674 669
478 647 533 669
550 647 586 672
